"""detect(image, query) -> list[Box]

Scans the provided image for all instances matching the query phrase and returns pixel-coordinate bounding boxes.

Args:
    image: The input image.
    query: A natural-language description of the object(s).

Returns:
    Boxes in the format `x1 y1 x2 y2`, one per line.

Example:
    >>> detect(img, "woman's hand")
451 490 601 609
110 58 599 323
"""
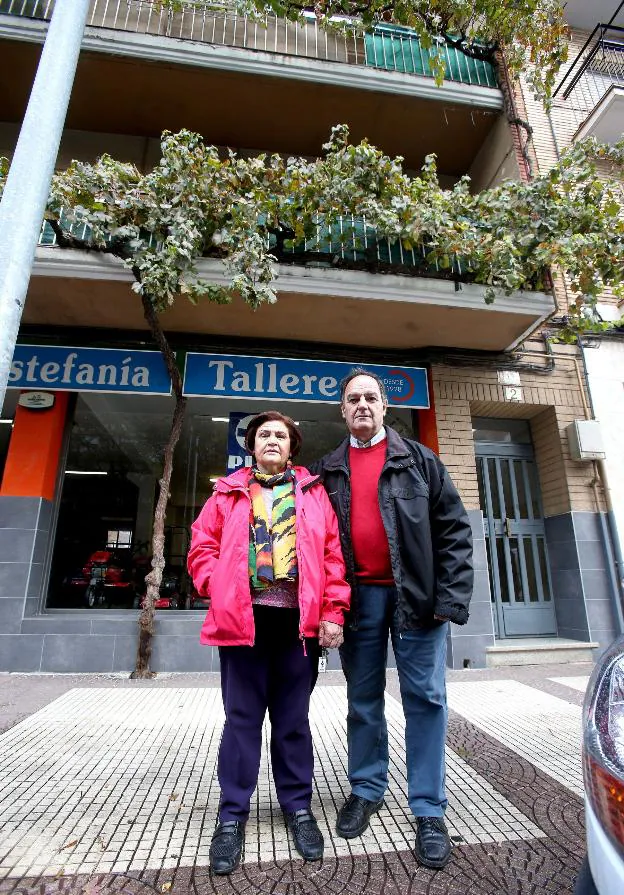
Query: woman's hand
319 620 343 649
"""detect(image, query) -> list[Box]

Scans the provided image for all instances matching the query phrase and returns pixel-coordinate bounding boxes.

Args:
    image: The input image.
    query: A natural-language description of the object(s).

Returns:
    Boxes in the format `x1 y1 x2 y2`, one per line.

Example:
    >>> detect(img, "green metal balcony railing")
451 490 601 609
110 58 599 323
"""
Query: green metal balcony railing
364 25 497 89
38 211 469 282
1 1 499 91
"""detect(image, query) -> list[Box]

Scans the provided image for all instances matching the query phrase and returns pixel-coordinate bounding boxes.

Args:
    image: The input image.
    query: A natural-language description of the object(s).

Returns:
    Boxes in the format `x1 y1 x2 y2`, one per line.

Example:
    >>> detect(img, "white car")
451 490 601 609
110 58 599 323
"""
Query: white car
575 634 624 895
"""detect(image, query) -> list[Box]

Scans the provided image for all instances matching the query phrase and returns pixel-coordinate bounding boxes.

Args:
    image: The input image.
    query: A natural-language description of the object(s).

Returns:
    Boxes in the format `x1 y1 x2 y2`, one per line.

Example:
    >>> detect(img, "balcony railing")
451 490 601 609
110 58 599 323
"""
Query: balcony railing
1 0 498 90
553 23 624 112
38 211 470 282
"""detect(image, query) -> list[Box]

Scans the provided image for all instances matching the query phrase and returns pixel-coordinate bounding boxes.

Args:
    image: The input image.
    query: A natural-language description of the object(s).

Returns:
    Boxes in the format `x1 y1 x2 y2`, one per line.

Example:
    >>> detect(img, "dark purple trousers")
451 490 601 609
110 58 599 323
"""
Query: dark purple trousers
217 606 320 822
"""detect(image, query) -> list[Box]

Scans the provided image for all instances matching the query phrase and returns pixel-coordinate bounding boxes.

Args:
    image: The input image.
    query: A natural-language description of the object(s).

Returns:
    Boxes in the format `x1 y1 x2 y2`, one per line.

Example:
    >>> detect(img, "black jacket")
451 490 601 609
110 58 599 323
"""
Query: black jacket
310 426 473 630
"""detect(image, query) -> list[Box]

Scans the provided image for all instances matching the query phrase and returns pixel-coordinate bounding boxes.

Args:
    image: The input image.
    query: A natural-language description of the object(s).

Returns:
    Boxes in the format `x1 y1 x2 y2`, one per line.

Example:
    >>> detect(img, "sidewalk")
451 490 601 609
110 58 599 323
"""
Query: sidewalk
0 662 591 894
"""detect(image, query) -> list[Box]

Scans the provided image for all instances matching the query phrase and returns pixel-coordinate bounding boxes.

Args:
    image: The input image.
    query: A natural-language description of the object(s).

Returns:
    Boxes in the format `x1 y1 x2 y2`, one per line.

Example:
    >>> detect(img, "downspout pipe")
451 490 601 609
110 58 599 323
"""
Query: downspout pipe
578 338 624 635
0 0 91 411
597 459 624 636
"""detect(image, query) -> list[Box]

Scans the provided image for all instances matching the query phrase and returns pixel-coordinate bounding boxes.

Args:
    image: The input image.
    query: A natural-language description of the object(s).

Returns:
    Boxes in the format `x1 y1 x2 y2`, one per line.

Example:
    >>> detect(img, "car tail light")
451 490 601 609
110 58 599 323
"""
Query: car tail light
584 650 624 856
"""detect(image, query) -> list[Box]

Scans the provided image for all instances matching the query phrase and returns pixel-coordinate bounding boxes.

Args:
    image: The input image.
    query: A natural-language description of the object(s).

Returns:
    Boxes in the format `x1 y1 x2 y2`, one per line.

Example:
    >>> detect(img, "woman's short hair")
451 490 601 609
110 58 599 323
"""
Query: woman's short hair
244 411 303 458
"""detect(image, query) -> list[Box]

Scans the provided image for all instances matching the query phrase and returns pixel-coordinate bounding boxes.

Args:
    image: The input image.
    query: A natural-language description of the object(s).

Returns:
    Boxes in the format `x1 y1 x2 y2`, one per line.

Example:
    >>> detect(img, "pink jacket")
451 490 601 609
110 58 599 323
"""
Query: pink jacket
188 466 350 646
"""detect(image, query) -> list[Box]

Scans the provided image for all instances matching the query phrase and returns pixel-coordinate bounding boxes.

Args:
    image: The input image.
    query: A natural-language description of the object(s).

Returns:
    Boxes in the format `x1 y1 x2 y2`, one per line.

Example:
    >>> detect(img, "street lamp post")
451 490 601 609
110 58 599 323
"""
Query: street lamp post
0 0 91 411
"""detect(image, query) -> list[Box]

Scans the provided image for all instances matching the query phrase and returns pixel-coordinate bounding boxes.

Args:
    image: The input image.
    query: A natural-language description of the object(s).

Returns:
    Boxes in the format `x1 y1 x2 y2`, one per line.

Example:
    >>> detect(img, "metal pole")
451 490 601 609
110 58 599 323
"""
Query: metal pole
0 0 91 411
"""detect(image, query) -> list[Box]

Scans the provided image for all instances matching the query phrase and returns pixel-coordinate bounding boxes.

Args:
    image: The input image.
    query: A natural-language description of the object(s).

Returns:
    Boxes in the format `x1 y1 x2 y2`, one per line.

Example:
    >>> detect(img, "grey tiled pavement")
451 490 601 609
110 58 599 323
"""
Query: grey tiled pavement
0 663 592 894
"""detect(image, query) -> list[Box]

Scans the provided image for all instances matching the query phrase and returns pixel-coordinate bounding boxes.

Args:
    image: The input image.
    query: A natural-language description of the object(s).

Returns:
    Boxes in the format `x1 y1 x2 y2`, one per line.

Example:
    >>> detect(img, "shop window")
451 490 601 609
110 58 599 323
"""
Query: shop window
107 529 133 549
48 392 415 611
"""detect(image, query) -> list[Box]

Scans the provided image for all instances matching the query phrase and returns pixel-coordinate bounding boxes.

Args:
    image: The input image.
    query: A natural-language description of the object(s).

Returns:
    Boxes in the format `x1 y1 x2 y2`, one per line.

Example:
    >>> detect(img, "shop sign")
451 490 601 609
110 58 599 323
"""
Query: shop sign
9 345 172 395
226 411 257 472
183 353 429 408
17 391 55 410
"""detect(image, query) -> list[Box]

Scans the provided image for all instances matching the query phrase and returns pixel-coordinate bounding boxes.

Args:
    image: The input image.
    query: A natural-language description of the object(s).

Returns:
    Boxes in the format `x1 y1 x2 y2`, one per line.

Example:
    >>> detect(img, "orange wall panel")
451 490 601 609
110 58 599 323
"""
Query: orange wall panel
0 392 70 501
416 368 440 454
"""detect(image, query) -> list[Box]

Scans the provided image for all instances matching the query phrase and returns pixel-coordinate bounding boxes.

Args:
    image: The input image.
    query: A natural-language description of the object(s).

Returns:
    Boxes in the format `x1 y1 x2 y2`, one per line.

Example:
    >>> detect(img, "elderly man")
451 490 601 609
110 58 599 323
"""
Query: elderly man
312 367 473 869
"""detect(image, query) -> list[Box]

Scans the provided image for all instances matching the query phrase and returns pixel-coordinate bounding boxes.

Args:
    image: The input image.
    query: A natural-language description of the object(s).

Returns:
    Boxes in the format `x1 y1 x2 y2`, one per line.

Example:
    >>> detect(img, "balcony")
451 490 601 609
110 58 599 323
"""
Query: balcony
0 1 502 174
1 2 497 90
29 210 555 353
553 23 624 143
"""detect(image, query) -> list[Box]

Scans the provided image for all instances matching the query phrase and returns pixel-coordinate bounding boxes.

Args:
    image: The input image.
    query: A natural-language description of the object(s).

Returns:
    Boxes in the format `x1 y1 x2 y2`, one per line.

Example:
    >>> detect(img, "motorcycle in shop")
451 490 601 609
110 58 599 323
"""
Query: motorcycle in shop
83 549 135 608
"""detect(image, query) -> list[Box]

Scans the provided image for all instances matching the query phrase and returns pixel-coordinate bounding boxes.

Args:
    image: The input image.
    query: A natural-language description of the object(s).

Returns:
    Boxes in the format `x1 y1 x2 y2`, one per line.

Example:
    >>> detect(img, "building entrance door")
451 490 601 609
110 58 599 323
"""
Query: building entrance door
474 419 557 638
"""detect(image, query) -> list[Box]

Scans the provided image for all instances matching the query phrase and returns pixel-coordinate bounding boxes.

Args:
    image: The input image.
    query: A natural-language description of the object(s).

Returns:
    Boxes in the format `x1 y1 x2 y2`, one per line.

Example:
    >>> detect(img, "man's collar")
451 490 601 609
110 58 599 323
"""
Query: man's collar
349 426 387 449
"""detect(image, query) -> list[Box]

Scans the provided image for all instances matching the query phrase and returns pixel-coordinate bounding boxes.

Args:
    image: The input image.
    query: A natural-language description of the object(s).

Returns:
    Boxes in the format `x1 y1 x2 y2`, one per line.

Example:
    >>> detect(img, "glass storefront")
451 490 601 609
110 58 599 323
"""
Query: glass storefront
47 392 417 611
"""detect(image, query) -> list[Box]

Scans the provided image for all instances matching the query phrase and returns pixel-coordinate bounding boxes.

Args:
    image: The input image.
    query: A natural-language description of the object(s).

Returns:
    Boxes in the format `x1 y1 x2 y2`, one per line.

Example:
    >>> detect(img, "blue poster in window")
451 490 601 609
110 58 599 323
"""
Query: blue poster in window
184 353 428 408
226 411 258 473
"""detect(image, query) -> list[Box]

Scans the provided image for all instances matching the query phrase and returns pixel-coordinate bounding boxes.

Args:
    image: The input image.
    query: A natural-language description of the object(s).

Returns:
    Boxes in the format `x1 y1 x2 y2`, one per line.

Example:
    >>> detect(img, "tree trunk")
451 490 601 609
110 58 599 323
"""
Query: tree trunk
132 292 187 678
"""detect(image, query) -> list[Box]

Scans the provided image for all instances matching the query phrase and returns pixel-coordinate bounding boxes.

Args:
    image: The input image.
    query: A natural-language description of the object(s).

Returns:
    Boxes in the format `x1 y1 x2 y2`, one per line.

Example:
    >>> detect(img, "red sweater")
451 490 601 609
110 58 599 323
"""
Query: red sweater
349 441 394 584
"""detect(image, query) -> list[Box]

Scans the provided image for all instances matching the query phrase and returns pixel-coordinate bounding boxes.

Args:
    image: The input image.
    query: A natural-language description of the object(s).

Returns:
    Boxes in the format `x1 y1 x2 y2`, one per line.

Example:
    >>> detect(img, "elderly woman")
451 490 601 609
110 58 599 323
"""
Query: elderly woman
188 410 349 875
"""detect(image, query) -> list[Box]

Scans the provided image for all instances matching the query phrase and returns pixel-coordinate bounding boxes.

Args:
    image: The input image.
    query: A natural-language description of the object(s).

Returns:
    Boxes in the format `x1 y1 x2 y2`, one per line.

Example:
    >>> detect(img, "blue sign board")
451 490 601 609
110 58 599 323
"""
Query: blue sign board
183 353 429 409
226 411 258 472
8 345 172 395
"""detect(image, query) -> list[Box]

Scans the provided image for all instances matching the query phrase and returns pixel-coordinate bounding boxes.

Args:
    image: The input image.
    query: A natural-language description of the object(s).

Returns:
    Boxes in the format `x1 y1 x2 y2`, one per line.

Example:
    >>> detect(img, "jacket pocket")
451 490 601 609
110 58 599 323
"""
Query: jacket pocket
390 482 428 500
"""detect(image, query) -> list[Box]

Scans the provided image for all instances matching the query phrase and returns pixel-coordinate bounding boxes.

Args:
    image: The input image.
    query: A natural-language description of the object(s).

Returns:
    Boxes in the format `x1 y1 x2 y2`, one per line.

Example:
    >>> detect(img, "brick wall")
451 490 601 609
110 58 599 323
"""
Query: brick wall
515 28 623 318
432 341 601 516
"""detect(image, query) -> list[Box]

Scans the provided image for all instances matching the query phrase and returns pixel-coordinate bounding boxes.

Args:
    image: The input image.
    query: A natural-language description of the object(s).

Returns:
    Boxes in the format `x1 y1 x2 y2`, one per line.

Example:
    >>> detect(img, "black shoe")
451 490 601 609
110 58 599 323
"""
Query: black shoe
284 808 324 861
209 820 244 875
414 816 452 869
335 793 384 839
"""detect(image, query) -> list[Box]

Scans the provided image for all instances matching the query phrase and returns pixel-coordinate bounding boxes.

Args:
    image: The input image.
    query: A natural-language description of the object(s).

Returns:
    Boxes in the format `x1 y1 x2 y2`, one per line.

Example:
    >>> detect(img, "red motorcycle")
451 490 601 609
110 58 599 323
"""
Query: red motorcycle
82 549 135 608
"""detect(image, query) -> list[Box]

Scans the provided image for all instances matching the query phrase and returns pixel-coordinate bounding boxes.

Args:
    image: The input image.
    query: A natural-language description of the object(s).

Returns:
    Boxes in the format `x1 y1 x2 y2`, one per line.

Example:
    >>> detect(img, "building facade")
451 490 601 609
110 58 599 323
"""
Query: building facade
0 0 622 672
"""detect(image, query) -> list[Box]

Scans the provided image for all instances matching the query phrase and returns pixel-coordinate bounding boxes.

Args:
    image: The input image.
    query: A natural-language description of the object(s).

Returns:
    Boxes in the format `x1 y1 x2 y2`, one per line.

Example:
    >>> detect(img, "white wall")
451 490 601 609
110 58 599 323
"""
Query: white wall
584 340 624 559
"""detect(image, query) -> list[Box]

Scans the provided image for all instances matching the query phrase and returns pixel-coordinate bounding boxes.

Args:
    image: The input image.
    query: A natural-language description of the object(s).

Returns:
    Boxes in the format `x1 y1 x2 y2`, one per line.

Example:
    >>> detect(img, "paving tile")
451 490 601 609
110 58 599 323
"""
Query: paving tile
447 679 583 795
0 685 544 880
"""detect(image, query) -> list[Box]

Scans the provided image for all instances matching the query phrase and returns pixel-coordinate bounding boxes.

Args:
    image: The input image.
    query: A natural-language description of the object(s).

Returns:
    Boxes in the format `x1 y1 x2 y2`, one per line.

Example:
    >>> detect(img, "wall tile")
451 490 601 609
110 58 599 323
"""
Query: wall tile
572 512 603 542
556 625 592 641
554 598 589 636
463 599 495 635
548 568 584 602
467 510 485 539
472 538 488 572
37 500 53 533
591 629 620 653
32 528 52 564
155 616 203 637
0 497 42 531
449 633 496 670
544 513 574 542
0 599 26 634
471 569 492 604
112 636 138 673
21 617 93 635
41 635 115 673
586 599 617 634
0 635 44 671
0 563 30 600
577 540 607 572
547 539 580 571
582 570 615 603
0 530 36 565
151 636 213 673
91 618 141 637
23 598 39 618
25 564 44 602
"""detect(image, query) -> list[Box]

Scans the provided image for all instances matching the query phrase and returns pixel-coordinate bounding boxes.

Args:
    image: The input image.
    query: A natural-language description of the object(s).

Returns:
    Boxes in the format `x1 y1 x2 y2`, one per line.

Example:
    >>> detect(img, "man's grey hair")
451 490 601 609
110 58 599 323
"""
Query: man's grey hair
339 367 388 406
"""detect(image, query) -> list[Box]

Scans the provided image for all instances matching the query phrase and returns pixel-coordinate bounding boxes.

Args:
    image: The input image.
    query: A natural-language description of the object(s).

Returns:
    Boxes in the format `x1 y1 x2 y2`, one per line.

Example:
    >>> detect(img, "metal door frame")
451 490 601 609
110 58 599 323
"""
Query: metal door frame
476 442 556 638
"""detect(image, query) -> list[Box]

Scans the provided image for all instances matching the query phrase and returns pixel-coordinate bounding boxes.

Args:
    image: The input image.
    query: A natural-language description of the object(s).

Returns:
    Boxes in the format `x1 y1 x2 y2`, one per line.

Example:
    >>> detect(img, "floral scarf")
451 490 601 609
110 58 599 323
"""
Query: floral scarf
248 466 298 589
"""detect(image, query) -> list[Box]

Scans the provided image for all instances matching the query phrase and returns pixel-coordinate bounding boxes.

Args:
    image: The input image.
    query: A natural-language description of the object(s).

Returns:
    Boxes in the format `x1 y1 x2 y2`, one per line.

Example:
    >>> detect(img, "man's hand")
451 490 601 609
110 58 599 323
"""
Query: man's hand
319 620 343 649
